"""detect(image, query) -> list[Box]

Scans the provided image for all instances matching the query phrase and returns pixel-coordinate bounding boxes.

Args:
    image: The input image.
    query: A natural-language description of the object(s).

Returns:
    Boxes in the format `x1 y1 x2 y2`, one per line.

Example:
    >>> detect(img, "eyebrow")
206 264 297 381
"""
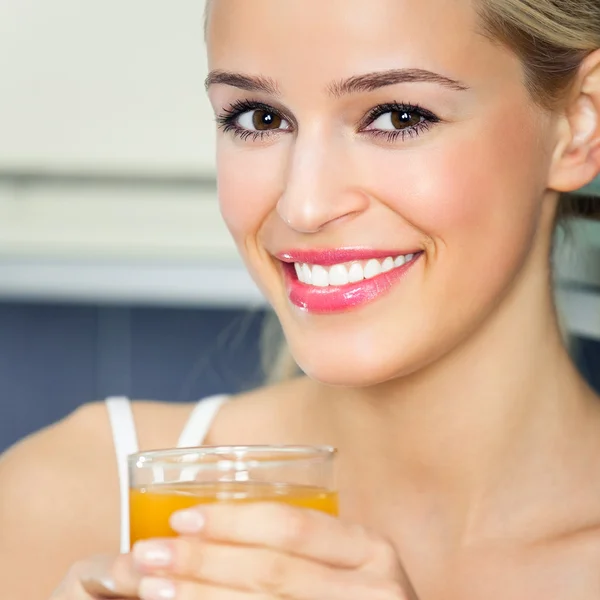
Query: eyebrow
205 70 280 95
328 69 469 96
205 68 469 96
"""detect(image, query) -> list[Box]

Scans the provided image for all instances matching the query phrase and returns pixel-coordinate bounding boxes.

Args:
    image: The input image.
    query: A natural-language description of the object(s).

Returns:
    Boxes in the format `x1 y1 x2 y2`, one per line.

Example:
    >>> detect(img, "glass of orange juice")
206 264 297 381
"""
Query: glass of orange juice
128 445 338 547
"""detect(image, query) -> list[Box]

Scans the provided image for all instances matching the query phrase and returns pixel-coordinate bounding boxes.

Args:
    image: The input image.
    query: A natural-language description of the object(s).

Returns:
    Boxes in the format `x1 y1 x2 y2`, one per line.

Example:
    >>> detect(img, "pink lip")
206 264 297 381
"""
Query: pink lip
278 249 423 314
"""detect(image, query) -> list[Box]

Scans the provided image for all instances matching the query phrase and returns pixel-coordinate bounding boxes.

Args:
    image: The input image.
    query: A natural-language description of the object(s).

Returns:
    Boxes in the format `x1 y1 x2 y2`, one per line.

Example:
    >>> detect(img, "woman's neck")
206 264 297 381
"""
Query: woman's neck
318 234 600 545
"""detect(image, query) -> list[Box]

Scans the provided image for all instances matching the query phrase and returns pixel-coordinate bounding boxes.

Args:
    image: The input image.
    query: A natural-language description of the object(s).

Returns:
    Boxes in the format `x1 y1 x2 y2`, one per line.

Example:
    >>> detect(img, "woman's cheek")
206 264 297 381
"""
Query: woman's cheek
356 145 490 242
216 142 281 246
365 121 544 250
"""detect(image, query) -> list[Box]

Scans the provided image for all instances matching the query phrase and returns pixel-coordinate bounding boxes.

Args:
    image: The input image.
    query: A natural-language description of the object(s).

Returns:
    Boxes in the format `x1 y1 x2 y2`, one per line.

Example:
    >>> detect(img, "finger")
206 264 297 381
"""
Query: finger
170 502 373 568
78 554 140 599
134 537 346 597
138 569 411 600
138 578 259 600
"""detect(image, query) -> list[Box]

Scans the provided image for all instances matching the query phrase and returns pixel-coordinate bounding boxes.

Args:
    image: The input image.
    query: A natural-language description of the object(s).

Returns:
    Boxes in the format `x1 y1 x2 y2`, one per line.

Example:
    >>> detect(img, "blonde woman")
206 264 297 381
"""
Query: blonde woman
3 0 600 598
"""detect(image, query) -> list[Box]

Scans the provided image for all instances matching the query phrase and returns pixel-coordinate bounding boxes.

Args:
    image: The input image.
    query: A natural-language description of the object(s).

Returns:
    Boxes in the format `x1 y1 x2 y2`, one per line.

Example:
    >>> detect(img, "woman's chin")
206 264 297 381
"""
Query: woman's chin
280 317 435 388
294 348 424 389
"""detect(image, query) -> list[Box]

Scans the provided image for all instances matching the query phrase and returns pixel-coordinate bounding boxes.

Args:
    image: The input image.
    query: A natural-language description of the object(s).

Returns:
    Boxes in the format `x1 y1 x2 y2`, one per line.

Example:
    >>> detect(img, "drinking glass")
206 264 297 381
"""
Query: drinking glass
128 445 338 546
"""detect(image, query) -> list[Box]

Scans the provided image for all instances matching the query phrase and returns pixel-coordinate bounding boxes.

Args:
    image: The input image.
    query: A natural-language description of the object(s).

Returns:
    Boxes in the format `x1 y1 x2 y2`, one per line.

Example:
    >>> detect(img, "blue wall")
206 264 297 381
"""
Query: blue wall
0 302 267 453
0 301 598 454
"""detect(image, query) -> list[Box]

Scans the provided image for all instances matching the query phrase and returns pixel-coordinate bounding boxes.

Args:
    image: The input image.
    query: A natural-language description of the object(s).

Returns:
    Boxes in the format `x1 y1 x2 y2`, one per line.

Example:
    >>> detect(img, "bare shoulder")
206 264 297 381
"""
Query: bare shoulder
0 402 120 599
0 399 195 600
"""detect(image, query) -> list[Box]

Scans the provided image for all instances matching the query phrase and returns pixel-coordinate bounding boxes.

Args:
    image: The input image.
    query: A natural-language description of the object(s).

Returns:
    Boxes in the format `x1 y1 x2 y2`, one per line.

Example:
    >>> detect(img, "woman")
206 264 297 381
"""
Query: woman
2 0 600 598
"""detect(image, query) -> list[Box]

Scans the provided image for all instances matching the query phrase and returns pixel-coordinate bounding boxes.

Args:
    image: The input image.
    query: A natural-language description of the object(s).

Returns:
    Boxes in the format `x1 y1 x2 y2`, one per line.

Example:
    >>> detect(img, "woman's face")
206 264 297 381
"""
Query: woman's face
206 0 558 385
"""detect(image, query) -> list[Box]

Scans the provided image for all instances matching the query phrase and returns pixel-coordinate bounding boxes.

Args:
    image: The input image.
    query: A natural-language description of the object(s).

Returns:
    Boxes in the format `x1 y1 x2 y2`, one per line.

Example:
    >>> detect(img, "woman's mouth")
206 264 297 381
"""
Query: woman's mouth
277 249 423 313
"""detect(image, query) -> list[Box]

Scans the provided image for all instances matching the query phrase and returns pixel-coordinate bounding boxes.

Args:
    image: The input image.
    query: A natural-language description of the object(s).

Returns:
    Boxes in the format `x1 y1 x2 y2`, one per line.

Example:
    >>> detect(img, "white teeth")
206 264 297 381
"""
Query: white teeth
293 252 417 287
329 264 349 286
311 265 329 287
381 257 395 272
394 255 406 267
364 259 382 279
301 263 312 284
348 262 364 283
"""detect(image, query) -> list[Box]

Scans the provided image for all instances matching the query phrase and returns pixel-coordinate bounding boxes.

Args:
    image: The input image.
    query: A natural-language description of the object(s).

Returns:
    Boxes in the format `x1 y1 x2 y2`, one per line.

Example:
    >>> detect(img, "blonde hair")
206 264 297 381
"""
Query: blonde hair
479 1 600 107
477 0 600 220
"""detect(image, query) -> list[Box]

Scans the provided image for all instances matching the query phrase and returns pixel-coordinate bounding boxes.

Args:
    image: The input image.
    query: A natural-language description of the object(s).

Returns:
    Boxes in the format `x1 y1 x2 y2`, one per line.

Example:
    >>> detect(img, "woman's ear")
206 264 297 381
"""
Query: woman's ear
549 49 600 193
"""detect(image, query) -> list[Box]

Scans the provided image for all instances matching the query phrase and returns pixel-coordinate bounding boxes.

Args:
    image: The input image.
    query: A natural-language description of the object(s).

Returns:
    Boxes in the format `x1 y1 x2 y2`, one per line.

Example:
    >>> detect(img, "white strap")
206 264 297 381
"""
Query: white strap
105 396 139 554
177 395 229 448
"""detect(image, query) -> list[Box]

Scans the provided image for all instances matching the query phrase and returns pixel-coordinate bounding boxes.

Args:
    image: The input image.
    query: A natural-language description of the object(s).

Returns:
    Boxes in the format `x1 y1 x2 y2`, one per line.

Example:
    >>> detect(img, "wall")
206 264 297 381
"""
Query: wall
0 302 268 453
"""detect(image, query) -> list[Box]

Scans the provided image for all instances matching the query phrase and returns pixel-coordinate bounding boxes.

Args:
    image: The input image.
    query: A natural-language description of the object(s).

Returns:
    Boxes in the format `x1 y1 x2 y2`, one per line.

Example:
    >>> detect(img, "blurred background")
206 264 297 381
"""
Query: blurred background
0 1 598 453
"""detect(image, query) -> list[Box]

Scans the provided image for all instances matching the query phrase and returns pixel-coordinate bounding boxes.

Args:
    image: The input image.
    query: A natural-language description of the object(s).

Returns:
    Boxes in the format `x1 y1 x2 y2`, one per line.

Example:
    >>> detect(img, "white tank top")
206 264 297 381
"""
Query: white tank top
105 395 230 553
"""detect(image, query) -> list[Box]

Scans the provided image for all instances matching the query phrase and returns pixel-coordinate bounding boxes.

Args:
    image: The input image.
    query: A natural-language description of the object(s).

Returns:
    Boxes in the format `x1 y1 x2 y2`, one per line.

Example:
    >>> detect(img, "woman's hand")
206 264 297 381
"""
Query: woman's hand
50 553 141 599
131 502 419 600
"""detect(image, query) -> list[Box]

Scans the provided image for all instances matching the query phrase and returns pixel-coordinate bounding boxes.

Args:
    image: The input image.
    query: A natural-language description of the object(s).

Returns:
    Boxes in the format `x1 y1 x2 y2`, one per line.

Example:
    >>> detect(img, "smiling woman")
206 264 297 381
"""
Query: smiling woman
3 1 600 599
206 0 600 387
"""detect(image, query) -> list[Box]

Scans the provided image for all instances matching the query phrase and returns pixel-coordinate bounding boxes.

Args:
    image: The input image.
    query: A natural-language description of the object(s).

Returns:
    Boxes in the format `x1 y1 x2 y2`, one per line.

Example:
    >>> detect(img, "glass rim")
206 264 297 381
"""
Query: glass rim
128 444 337 469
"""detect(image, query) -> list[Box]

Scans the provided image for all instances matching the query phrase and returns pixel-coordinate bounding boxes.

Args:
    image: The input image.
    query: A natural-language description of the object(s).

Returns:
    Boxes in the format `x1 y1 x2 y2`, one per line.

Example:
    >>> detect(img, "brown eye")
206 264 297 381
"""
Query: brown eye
390 110 422 129
252 109 282 130
362 104 438 140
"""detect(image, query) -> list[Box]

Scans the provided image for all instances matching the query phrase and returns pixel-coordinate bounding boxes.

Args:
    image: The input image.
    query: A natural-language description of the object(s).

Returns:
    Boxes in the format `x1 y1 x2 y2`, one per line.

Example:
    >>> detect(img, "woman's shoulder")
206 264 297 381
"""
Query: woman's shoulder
0 401 121 522
0 379 309 493
0 397 198 472
0 378 310 509
0 398 196 599
0 398 198 506
0 382 311 598
0 402 119 597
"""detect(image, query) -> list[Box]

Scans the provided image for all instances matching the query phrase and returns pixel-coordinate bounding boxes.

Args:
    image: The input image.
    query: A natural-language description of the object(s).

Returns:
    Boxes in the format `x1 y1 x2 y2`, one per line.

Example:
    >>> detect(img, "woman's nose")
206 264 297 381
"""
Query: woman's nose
276 135 369 234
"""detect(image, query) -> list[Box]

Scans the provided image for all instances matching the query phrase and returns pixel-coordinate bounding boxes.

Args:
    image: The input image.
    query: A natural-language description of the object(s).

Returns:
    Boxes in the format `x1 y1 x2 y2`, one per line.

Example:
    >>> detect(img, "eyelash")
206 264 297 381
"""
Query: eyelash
216 99 441 143
216 100 281 143
361 102 440 142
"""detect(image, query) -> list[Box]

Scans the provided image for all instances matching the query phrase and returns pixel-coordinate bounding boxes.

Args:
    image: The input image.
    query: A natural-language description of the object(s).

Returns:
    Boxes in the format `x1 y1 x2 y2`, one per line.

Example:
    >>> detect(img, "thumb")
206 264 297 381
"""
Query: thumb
53 553 140 599
80 554 140 598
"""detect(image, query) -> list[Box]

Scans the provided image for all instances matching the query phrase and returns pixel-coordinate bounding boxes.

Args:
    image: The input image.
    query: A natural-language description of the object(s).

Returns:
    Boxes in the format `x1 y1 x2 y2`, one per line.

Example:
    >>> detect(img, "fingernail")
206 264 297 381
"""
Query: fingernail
170 508 205 534
133 541 173 568
139 577 176 600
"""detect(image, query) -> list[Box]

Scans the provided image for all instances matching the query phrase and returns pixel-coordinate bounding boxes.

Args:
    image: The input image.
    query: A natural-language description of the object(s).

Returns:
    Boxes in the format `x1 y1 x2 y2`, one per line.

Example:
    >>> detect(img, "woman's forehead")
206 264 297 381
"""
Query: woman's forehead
207 0 477 45
206 0 514 89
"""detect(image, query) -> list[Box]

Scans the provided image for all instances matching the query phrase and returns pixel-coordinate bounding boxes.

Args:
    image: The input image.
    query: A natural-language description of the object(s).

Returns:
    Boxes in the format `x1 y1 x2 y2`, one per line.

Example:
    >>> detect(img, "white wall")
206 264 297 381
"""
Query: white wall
0 1 261 306
0 0 214 175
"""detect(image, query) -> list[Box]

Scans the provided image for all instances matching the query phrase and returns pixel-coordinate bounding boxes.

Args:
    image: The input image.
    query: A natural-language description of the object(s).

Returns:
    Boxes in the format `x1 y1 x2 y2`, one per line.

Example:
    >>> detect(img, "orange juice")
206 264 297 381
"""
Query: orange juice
130 481 338 546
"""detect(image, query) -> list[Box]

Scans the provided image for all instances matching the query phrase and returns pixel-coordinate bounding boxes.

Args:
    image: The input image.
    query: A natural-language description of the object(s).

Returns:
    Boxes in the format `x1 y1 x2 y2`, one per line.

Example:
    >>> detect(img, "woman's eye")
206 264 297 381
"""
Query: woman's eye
367 110 424 131
237 109 290 131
